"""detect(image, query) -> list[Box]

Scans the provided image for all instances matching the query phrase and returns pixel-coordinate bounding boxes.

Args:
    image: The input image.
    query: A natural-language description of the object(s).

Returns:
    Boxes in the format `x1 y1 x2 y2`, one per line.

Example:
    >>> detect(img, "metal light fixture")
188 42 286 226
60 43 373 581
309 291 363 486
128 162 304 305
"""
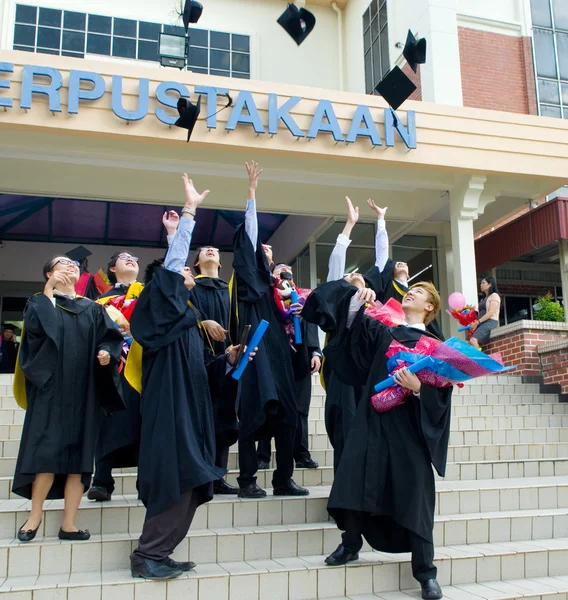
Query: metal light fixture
159 31 188 69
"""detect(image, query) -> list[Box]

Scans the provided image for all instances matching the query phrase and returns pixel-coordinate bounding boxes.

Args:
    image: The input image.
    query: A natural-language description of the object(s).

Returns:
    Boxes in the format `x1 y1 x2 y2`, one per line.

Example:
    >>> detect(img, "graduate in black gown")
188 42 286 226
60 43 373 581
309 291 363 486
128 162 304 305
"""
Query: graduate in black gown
88 251 143 502
257 264 322 470
304 280 450 600
13 256 124 543
231 161 308 499
0 324 19 373
129 174 251 581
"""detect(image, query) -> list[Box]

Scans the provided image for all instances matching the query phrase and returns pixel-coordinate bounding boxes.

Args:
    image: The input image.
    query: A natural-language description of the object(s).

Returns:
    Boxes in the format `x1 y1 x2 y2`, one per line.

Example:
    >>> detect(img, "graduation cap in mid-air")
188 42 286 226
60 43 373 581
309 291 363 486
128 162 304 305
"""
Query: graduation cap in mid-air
375 66 417 111
66 245 92 266
175 96 202 142
182 0 203 33
277 3 316 46
402 29 427 73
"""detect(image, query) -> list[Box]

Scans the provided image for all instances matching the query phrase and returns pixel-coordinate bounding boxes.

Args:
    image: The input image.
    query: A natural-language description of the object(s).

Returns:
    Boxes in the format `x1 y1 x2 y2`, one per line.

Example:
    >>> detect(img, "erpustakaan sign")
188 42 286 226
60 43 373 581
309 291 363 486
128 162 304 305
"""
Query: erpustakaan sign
0 62 417 149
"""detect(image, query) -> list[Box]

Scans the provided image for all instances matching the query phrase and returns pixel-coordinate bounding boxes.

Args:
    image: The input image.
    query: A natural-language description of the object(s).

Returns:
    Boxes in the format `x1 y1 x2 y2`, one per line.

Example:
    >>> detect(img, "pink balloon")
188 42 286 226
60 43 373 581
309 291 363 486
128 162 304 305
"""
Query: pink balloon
448 292 466 311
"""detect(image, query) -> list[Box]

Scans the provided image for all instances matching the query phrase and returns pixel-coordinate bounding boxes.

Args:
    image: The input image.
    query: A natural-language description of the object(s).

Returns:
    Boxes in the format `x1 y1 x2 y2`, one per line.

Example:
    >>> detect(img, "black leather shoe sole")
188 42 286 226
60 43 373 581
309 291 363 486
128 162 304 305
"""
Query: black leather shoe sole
295 460 319 469
238 487 267 499
131 567 183 580
325 552 359 566
273 486 310 496
87 487 112 502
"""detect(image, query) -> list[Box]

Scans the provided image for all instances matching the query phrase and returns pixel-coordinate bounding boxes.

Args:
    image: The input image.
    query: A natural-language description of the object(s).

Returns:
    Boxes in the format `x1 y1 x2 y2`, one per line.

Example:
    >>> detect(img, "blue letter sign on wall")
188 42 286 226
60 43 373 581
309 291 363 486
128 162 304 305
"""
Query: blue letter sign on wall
0 64 418 149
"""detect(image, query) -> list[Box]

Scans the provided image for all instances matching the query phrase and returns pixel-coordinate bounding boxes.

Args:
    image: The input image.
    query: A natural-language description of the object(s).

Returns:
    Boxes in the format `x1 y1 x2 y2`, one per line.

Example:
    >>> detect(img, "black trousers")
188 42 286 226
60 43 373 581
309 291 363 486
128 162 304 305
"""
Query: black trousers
340 509 437 583
215 438 230 476
238 424 295 488
130 489 200 565
92 455 115 494
257 412 311 464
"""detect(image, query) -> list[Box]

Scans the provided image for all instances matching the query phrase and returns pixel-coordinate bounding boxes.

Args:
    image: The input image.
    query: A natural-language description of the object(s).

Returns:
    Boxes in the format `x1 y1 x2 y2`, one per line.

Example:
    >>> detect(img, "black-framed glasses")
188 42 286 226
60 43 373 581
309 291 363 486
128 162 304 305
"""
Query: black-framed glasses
52 258 80 268
117 254 139 262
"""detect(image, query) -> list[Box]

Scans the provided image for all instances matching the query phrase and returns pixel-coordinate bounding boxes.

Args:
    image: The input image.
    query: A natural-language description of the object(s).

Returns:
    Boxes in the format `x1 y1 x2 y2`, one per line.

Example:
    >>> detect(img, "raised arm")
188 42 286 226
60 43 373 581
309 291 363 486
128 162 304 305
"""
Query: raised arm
164 174 209 274
244 161 263 251
367 199 388 271
327 197 359 282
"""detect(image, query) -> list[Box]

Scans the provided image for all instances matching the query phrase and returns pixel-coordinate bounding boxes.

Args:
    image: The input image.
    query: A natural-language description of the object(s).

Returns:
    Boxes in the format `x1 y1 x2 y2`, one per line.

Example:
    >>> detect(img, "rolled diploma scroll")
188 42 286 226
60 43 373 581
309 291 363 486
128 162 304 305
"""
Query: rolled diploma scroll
231 320 270 381
373 356 435 393
290 289 303 345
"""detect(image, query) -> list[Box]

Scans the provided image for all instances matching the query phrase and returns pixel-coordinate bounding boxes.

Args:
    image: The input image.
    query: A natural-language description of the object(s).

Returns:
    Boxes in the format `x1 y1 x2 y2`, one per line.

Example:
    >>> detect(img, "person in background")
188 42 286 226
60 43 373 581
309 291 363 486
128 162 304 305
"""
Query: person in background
468 277 501 349
0 324 19 374
13 256 124 543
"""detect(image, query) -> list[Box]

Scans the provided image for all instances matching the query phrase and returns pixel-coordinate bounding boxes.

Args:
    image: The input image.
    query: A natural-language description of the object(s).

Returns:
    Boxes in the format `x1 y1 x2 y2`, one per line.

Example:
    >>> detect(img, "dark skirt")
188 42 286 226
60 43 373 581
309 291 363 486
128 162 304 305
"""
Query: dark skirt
472 319 498 343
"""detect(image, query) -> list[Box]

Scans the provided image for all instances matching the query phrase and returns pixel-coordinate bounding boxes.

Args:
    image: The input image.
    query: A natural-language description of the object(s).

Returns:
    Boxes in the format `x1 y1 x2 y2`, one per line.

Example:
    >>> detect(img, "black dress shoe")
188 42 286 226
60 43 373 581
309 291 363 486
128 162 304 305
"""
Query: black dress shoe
214 479 239 495
87 486 112 502
58 528 90 541
131 558 183 580
325 544 359 566
18 521 41 543
257 460 270 470
273 478 309 496
164 557 196 572
421 579 443 599
238 483 267 498
295 458 319 469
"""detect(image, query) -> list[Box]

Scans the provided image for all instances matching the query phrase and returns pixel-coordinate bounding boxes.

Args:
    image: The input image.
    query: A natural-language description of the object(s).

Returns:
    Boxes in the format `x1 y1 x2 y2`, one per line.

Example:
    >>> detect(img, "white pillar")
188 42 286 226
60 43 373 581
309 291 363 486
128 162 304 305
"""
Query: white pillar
438 222 456 336
559 239 568 323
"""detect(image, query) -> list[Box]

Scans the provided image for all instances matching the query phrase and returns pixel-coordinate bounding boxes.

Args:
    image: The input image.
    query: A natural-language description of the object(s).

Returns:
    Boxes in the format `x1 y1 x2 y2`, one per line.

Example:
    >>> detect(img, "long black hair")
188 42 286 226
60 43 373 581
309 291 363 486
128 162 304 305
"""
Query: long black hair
481 276 498 296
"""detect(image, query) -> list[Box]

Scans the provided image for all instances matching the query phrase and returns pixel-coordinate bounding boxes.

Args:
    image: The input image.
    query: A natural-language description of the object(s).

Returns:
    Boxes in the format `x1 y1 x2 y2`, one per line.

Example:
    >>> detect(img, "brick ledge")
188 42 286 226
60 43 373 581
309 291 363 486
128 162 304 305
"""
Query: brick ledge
490 319 568 339
536 339 568 354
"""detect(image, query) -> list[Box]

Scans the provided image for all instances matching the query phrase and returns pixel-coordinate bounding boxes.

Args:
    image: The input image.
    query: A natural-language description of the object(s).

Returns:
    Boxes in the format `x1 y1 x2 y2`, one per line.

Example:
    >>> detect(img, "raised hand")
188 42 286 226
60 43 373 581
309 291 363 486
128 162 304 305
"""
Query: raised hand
44 271 71 296
346 197 360 226
162 210 180 236
182 173 210 209
357 287 376 305
246 161 263 190
367 199 387 220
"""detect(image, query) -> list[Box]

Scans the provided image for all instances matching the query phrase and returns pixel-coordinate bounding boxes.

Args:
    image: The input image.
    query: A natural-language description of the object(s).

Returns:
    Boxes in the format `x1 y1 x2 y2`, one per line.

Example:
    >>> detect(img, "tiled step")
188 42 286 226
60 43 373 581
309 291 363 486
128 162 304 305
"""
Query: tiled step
0 540 567 599
439 458 568 482
450 429 568 446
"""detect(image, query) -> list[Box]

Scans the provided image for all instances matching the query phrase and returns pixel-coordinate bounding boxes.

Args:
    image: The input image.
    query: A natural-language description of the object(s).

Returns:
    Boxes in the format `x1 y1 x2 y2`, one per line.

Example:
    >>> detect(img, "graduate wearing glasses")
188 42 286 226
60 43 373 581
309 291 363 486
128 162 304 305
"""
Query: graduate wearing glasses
13 256 124 542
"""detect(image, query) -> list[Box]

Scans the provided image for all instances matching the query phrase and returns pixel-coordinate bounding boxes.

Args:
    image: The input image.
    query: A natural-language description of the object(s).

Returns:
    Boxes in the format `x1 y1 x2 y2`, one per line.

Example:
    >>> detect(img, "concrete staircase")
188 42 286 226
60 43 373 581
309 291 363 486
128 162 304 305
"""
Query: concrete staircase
0 373 566 600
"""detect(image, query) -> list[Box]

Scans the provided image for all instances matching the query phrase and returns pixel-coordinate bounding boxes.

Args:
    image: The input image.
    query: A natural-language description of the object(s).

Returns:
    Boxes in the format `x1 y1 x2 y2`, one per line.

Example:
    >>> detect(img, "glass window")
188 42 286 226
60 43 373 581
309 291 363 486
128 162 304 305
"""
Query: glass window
190 67 208 75
163 24 185 36
113 36 136 59
62 50 84 58
363 0 389 95
210 69 230 78
63 11 86 31
38 7 61 27
552 0 568 30
531 0 552 27
88 14 112 34
190 28 208 47
232 71 250 79
211 31 230 50
370 0 378 20
562 82 568 103
138 40 158 61
379 1 387 30
210 49 230 70
37 26 60 49
188 46 208 68
87 32 111 55
139 21 160 40
62 30 85 53
14 24 36 46
15 4 37 24
541 104 563 117
504 296 531 324
37 47 58 55
114 18 136 38
556 31 568 79
13 45 34 52
232 52 250 73
232 34 249 52
534 29 557 77
538 78 560 103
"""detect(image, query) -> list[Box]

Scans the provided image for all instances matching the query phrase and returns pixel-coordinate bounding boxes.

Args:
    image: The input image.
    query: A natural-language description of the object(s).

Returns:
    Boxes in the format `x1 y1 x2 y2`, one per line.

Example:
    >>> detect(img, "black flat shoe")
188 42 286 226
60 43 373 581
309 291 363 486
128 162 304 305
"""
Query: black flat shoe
295 458 319 469
18 521 41 543
58 528 90 541
325 544 359 566
164 557 196 572
273 478 309 496
87 486 112 502
214 479 239 495
238 483 267 498
421 579 443 599
257 460 270 470
131 558 183 580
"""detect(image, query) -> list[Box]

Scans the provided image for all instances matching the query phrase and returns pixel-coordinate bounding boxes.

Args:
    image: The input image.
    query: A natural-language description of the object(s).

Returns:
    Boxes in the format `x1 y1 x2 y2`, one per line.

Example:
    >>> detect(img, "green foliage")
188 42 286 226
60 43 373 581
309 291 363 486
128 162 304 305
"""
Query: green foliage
533 293 565 322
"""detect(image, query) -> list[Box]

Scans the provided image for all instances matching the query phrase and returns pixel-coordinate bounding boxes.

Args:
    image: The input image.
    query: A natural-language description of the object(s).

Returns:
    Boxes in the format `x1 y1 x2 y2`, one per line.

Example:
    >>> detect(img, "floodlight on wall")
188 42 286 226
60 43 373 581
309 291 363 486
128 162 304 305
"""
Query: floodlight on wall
159 32 188 69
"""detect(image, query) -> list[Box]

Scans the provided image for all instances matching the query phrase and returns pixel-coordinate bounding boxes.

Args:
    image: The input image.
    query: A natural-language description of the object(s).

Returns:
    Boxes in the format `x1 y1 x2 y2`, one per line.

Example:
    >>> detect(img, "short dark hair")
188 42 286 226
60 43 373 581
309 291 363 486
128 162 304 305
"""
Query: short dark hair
144 258 164 285
193 247 221 275
482 276 499 296
42 256 63 281
106 251 129 285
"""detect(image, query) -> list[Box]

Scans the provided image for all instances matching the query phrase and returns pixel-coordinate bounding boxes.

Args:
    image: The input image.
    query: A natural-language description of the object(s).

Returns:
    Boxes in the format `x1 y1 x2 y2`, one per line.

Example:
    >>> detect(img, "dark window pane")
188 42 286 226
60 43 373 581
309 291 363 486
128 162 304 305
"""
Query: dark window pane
364 27 371 51
88 14 111 34
139 21 161 40
163 24 184 36
211 31 230 49
13 44 34 52
62 30 85 52
363 8 370 31
531 0 552 27
14 24 36 46
37 47 59 55
505 296 531 323
372 41 382 86
371 16 379 40
232 34 249 52
541 104 562 117
539 78 560 103
15 5 37 24
379 1 387 29
534 28 557 77
39 7 61 27
370 0 378 20
562 82 568 103
188 46 208 68
189 28 208 47
138 39 158 61
114 18 136 38
64 11 86 31
189 67 208 74
87 33 111 55
232 52 250 72
557 31 568 79
37 26 60 49
211 49 230 69
210 69 229 77
232 71 250 79
364 50 372 93
62 51 84 58
113 36 136 58
380 28 390 76
552 0 568 30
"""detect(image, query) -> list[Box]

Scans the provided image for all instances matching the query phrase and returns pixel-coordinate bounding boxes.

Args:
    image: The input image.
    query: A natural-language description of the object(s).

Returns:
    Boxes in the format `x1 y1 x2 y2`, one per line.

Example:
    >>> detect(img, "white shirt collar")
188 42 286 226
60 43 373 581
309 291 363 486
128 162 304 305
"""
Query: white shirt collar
53 289 77 300
402 321 426 331
115 281 136 288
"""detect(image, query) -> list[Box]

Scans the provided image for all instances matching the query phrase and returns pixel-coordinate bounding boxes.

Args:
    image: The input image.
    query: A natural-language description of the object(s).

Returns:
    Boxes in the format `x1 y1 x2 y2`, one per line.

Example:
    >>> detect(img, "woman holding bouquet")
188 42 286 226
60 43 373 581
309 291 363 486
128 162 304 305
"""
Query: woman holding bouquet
468 277 501 349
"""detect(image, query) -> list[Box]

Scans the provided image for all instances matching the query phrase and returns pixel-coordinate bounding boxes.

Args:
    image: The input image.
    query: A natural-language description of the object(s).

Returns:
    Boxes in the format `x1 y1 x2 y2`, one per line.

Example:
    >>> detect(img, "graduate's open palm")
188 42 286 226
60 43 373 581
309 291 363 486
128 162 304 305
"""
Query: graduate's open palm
182 173 210 207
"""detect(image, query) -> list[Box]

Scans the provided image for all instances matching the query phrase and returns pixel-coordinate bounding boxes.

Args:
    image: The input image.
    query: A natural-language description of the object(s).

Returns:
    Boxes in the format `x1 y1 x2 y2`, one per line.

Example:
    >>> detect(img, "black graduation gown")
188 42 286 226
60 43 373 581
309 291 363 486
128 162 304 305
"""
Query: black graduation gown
13 294 124 499
0 340 18 373
94 284 141 468
231 224 297 439
189 277 230 356
130 268 225 519
323 289 452 552
365 260 444 339
302 280 363 472
292 320 321 416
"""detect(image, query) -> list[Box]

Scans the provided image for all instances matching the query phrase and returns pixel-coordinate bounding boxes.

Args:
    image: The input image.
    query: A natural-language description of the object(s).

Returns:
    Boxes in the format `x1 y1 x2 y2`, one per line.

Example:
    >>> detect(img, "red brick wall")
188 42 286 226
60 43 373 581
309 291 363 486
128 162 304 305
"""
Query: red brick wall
540 345 568 393
403 63 422 101
458 27 535 114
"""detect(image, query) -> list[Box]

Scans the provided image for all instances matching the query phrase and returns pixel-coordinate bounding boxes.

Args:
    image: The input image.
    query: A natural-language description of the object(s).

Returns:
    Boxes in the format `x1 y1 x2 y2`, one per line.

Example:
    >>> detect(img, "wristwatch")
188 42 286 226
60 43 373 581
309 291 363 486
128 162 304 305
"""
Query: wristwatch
182 207 196 217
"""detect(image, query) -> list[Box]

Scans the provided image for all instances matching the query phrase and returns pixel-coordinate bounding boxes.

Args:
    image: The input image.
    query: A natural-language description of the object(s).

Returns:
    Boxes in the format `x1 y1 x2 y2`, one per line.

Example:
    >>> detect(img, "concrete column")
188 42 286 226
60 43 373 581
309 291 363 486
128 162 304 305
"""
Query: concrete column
559 239 568 323
438 222 456 336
